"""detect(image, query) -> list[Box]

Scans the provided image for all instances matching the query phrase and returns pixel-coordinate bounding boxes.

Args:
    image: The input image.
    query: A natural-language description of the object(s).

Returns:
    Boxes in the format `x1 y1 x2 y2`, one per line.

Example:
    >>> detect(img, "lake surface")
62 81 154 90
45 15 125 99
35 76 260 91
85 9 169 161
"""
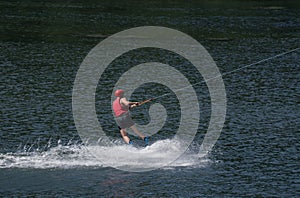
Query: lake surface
0 0 299 197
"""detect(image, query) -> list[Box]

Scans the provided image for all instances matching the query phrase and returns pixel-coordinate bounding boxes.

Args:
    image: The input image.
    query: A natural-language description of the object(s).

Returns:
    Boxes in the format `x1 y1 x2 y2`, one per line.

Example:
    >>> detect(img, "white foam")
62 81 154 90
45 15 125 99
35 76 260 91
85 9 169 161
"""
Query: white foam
0 139 210 170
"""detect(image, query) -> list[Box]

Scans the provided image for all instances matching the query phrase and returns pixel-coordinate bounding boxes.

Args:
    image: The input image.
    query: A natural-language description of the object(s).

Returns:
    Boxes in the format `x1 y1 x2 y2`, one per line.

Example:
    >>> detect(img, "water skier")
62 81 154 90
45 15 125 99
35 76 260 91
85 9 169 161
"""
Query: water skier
112 89 149 145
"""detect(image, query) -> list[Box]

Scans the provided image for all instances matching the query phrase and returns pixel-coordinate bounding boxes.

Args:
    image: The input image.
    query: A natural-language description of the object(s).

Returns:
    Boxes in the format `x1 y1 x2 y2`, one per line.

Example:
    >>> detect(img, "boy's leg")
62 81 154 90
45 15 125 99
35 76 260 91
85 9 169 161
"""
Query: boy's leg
120 128 131 144
130 125 145 140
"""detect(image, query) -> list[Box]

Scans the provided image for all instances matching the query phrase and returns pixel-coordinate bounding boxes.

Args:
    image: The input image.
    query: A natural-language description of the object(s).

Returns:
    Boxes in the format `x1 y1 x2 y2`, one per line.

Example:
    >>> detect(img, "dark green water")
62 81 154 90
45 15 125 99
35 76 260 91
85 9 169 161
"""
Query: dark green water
1 0 299 197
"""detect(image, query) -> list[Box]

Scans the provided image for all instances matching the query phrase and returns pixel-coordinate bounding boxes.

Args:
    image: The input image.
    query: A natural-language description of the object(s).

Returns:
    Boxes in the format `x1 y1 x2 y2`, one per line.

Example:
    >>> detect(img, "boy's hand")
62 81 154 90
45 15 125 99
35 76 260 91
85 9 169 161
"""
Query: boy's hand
129 102 139 109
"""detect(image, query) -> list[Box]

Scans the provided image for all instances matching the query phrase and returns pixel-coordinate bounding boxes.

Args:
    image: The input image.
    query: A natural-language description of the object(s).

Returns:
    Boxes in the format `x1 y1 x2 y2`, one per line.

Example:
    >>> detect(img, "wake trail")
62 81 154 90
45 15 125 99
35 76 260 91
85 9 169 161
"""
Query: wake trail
0 139 210 170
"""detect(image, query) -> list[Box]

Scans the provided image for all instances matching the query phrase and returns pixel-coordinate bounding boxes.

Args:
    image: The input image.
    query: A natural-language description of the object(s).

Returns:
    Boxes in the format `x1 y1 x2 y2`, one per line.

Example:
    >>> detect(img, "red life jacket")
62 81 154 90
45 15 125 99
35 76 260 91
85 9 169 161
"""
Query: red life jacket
113 97 129 117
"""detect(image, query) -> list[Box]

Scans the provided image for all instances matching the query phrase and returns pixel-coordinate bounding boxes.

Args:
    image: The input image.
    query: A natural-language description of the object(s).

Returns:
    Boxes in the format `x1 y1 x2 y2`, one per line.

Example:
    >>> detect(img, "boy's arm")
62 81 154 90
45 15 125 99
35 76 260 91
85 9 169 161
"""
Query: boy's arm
120 98 138 107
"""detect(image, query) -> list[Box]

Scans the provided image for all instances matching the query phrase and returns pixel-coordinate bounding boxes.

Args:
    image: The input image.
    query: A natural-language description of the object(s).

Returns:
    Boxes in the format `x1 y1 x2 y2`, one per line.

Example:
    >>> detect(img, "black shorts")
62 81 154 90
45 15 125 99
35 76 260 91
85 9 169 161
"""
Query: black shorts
115 112 135 129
